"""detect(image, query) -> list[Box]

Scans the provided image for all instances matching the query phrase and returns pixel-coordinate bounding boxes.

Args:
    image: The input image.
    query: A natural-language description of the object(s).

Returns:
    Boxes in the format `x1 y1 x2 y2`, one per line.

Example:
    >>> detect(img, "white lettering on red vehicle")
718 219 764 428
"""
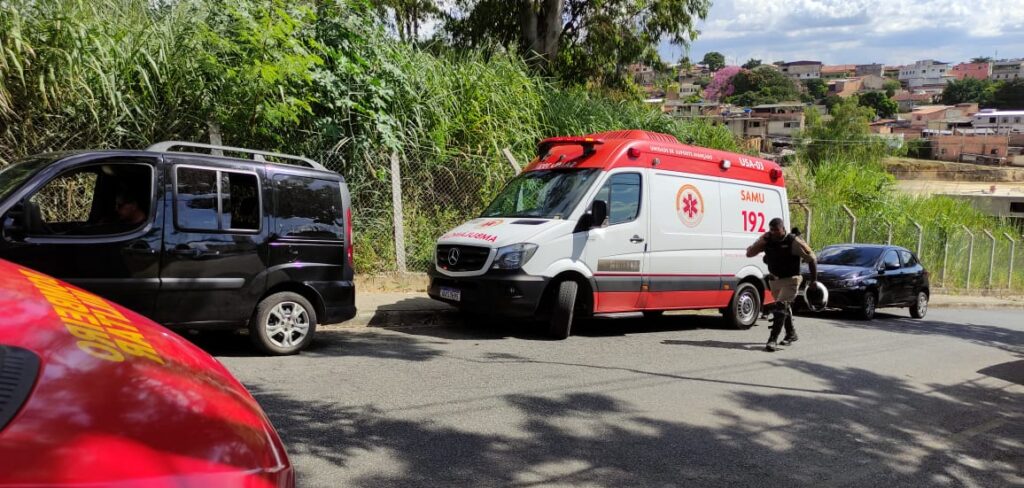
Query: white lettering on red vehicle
443 231 499 243
738 157 765 171
649 145 715 161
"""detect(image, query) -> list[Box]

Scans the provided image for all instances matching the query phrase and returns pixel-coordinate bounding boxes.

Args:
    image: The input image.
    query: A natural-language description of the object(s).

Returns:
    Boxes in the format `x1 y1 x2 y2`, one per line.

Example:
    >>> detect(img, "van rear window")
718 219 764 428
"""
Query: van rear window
274 175 343 240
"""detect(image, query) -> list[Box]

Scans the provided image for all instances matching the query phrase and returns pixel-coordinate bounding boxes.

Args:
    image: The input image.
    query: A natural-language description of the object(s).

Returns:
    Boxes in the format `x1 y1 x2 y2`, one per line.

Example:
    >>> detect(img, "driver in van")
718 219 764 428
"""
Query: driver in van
746 218 818 352
114 190 147 228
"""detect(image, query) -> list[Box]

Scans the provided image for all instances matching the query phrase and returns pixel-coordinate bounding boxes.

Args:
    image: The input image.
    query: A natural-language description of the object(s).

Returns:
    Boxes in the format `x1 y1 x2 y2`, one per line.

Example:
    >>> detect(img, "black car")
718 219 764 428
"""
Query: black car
803 244 930 320
0 141 356 355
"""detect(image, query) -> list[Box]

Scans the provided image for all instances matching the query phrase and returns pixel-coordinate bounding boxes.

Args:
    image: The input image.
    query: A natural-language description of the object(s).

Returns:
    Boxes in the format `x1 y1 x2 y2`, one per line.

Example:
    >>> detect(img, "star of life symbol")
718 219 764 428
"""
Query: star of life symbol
675 184 704 228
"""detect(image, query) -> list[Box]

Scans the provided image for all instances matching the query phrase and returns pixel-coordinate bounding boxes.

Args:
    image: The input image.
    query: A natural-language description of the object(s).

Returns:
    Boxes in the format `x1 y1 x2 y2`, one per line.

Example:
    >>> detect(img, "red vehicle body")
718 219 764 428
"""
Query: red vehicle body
0 259 292 487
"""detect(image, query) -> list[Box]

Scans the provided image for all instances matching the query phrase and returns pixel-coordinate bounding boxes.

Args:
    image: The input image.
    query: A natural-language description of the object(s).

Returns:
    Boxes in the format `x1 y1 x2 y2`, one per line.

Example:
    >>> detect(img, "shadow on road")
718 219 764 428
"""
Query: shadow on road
250 355 1023 487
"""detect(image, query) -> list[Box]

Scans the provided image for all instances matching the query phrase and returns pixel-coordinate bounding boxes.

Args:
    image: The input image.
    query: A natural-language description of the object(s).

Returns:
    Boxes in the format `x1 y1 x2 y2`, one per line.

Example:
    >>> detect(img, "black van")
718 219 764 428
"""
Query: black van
0 141 355 355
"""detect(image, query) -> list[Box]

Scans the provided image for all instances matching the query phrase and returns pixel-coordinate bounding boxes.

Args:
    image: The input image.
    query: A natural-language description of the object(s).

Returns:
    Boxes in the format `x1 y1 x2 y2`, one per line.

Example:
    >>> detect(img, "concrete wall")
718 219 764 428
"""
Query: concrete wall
931 134 1010 162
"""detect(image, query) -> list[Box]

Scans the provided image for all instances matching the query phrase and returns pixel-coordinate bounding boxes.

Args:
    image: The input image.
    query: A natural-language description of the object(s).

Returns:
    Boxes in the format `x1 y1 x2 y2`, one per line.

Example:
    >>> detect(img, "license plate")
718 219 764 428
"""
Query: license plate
439 287 461 301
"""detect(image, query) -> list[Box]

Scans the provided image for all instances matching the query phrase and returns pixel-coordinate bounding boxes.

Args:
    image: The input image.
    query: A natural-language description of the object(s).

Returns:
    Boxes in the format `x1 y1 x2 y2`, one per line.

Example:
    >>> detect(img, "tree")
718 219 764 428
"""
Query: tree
444 0 712 86
971 56 994 64
991 79 1024 109
373 0 440 42
858 91 898 119
741 58 761 70
883 79 901 98
702 51 725 72
724 65 800 105
803 78 827 99
802 96 892 169
703 66 741 100
941 77 995 105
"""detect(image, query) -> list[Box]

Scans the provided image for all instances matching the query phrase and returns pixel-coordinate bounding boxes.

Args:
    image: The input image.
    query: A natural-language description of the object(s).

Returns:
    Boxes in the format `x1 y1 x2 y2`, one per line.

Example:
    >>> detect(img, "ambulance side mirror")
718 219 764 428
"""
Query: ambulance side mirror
588 200 608 229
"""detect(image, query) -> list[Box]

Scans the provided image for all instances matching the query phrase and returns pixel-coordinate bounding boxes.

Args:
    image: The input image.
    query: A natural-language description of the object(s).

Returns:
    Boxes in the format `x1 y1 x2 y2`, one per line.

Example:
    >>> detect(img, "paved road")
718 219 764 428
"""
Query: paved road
205 308 1024 487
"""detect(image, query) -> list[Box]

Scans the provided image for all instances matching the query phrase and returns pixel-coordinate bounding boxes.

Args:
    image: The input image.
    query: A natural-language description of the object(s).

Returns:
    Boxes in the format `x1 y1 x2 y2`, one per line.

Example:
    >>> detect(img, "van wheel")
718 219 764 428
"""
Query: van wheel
548 280 578 340
724 283 760 330
909 291 928 319
249 292 317 355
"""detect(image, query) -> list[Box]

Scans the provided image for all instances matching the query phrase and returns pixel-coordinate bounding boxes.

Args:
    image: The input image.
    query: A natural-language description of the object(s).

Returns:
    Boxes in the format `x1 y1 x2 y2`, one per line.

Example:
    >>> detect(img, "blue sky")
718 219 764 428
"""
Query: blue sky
659 0 1024 66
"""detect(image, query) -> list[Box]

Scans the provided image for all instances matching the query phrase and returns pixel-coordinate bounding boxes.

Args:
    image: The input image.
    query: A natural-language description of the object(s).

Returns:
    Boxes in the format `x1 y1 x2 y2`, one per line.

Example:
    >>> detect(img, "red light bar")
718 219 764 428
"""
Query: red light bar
537 137 605 158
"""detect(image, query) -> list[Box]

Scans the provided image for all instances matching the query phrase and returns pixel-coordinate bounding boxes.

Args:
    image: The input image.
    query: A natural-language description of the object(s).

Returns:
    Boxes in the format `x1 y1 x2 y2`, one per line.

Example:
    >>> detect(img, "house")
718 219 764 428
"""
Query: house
858 74 887 91
856 64 885 77
910 104 978 129
883 66 901 79
629 63 656 86
950 62 993 81
972 110 1024 134
893 91 937 112
751 102 806 137
663 101 723 117
870 119 897 134
899 60 953 88
821 64 856 79
828 78 863 98
930 134 1010 163
991 60 1024 81
678 82 701 100
780 61 822 80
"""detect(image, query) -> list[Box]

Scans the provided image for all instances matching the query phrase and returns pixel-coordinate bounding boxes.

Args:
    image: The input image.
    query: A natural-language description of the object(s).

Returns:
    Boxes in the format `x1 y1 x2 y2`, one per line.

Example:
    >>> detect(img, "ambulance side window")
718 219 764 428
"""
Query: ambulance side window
594 173 641 225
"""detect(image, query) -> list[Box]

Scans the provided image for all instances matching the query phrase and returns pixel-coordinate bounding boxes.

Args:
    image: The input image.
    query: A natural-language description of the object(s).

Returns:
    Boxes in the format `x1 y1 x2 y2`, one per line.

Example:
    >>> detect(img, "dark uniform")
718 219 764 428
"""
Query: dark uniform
747 232 816 350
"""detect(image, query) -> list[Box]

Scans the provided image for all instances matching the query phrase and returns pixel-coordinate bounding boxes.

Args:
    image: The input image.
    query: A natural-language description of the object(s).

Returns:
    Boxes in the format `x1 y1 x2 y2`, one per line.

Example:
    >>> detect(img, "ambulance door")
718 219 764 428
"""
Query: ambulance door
643 170 725 310
720 181 787 286
582 169 648 313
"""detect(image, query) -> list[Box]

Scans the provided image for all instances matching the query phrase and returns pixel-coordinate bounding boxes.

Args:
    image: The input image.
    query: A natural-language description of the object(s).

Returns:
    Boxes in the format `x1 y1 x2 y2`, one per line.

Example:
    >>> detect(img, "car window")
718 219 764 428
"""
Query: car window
898 250 918 267
176 166 260 232
25 162 152 237
274 175 343 240
593 173 641 225
883 250 901 269
817 246 883 267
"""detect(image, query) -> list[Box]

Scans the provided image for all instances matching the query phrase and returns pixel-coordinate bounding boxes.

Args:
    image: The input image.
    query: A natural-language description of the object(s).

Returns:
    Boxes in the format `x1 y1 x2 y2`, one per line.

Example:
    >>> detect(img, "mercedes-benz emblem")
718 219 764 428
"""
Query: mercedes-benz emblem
447 248 461 266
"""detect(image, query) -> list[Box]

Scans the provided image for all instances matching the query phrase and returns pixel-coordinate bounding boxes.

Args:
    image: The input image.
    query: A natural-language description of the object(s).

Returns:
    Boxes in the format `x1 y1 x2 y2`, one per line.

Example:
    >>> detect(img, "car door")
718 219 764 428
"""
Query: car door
582 171 647 313
878 249 905 306
156 159 268 327
642 170 724 310
0 154 162 318
899 249 925 301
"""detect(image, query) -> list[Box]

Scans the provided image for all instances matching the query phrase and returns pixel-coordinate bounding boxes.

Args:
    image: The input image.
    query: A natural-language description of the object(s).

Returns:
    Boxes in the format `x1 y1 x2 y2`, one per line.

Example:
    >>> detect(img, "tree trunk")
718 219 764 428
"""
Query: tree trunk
520 0 563 67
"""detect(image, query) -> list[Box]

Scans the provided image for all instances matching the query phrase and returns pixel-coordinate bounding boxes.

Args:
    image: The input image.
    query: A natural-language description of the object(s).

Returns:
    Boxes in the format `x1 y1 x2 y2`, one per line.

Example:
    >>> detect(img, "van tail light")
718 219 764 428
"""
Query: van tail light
345 207 354 266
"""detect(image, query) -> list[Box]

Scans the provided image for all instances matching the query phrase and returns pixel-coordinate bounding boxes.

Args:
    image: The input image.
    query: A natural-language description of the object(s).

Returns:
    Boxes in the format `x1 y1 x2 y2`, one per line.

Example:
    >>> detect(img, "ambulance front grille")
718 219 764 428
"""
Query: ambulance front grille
436 245 490 272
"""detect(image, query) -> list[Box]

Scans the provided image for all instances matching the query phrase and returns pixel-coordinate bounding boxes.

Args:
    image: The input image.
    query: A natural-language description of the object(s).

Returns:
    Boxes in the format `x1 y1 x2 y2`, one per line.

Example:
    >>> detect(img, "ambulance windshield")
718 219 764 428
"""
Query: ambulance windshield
482 169 600 219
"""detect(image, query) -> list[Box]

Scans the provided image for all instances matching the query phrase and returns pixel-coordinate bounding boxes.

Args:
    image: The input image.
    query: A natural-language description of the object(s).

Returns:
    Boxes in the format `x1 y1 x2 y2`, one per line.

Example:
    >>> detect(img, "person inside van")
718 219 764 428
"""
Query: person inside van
746 218 818 352
114 190 147 229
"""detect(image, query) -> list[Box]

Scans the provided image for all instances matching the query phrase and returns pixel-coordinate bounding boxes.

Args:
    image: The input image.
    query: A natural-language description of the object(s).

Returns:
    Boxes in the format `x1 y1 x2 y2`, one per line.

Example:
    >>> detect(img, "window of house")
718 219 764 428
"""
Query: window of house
991 149 999 155
274 175 344 239
592 173 642 225
990 117 997 123
175 166 260 232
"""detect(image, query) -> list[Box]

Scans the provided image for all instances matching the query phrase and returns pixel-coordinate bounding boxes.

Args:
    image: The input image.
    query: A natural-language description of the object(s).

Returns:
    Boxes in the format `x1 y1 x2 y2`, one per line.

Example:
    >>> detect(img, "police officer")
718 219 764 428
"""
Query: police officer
746 218 817 352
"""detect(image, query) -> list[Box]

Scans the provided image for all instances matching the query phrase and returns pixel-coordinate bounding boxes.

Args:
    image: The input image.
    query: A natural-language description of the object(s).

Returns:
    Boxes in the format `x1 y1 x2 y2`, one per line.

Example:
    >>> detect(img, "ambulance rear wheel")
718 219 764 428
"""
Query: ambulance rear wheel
724 283 761 330
548 280 578 340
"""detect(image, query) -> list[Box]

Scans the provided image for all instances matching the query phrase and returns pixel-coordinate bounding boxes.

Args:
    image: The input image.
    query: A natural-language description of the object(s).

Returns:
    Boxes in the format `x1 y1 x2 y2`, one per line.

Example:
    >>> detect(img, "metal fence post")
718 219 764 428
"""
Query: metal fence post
983 230 995 289
941 232 949 287
502 148 521 174
842 205 857 243
390 152 407 273
884 219 893 245
797 202 812 246
912 221 923 258
1004 232 1017 289
962 225 974 290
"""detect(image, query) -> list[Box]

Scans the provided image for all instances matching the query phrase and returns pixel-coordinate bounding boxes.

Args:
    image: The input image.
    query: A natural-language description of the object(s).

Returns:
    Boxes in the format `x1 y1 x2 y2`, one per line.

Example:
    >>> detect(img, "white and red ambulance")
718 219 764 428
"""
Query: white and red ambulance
427 130 788 338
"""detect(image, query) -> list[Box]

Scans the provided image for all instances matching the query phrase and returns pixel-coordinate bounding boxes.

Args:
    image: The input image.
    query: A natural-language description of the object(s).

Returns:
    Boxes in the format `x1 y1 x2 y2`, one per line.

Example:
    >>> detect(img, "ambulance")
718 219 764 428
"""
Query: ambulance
427 130 788 339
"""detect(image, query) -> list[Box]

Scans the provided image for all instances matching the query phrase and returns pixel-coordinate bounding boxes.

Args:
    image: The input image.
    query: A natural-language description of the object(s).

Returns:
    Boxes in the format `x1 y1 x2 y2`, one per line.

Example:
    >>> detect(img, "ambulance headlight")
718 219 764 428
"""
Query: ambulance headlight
492 243 539 270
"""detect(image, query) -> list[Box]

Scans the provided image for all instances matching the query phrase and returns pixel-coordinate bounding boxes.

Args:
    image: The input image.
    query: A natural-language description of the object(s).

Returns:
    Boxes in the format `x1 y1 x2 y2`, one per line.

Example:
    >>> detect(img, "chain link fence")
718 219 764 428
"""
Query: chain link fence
789 201 1024 293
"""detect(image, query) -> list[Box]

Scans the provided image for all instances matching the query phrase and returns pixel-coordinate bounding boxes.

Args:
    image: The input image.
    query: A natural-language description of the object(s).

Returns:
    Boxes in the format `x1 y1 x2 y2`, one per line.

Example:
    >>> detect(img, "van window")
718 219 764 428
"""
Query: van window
24 162 153 236
274 175 343 239
481 169 600 220
175 166 260 232
593 173 641 225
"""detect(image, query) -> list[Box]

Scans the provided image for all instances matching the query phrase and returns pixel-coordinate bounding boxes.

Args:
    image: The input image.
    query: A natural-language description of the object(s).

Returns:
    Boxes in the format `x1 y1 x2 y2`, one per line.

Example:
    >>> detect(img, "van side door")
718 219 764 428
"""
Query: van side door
582 170 647 313
643 170 725 310
0 154 162 318
156 158 267 327
720 181 787 294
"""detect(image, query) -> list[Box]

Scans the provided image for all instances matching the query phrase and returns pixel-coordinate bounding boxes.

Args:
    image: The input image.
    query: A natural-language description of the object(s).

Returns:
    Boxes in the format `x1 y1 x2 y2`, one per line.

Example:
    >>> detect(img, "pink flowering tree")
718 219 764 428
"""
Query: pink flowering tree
703 66 742 101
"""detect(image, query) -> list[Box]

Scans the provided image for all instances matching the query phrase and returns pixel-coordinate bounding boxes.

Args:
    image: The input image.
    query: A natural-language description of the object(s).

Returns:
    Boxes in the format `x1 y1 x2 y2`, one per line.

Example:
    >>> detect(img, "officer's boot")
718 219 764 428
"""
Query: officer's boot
781 304 798 345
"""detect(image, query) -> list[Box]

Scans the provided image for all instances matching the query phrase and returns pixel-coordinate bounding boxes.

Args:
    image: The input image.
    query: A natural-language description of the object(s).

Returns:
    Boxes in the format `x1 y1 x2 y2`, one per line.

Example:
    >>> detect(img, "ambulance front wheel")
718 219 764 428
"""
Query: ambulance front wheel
724 283 761 330
548 280 578 340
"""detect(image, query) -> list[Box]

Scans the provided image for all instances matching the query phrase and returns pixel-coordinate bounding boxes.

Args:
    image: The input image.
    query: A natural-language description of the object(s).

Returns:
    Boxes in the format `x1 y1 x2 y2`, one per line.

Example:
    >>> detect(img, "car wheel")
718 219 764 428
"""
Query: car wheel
858 291 877 321
548 280 578 340
910 291 928 319
724 283 761 330
249 292 317 355
642 311 664 319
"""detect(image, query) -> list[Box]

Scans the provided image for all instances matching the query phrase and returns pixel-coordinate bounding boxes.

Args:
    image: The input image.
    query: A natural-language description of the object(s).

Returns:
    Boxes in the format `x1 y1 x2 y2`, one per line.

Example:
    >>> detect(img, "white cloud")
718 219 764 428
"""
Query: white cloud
664 0 1024 65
